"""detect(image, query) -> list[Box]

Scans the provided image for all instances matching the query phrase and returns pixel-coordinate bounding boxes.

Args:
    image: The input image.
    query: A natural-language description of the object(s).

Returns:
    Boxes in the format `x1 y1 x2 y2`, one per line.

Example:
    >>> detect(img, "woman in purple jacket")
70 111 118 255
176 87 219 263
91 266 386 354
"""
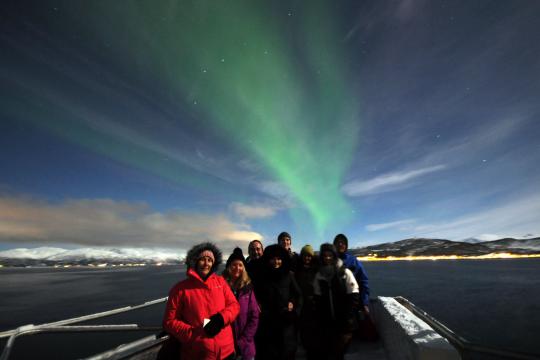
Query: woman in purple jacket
223 247 260 360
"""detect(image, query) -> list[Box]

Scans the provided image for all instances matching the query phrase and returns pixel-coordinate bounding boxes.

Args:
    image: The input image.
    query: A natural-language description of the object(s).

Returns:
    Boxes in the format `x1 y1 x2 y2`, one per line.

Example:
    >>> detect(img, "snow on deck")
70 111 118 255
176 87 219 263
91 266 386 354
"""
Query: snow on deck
372 297 461 360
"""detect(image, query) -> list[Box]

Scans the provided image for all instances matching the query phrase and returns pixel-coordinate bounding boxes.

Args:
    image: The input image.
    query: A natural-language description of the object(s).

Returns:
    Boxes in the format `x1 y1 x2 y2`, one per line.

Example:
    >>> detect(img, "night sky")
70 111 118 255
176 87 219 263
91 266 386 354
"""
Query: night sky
1 0 539 253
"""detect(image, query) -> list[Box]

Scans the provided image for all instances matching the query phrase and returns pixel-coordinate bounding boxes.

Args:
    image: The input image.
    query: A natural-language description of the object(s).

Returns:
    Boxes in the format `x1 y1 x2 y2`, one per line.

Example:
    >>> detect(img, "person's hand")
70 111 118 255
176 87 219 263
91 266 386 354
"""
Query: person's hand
203 313 224 338
283 302 296 323
288 302 294 311
362 305 370 316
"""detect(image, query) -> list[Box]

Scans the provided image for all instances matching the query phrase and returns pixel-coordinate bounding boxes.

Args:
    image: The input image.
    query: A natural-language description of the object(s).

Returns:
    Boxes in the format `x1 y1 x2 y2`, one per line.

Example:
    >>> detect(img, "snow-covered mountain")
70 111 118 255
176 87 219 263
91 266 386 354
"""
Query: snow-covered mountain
2 236 540 266
462 238 487 244
0 247 184 266
463 234 539 244
482 238 540 251
0 247 68 259
350 237 540 257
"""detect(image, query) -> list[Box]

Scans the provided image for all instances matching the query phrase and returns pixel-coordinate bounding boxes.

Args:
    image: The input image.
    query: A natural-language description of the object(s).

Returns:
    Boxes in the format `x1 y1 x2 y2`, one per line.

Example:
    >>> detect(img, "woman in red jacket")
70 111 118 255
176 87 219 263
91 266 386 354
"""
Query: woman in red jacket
163 242 240 360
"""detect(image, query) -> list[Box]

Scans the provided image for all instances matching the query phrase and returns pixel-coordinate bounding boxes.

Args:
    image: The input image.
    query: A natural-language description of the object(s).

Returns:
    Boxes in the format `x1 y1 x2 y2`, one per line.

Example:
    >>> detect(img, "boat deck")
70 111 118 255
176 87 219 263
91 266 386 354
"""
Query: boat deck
105 334 388 360
2 296 539 360
344 337 387 360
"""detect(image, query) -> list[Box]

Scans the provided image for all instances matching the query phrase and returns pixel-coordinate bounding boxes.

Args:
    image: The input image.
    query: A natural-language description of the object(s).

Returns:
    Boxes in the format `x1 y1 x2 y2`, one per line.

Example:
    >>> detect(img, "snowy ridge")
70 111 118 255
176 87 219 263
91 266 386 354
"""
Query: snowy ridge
2 236 539 267
0 247 184 266
482 238 540 251
0 247 67 259
351 237 540 257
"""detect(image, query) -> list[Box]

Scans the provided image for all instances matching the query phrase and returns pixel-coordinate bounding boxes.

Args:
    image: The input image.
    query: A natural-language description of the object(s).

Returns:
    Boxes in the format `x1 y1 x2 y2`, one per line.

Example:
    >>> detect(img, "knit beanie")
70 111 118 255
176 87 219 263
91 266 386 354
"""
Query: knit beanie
277 231 291 243
198 250 215 263
333 233 349 248
185 242 222 273
226 247 246 269
300 244 315 257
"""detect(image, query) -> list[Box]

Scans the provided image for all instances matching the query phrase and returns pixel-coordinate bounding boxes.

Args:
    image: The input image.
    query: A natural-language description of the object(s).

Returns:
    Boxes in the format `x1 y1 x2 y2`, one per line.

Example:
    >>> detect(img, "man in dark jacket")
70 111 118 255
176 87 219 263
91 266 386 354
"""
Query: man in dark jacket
246 239 265 300
333 234 370 315
246 240 264 278
277 231 299 272
247 239 264 262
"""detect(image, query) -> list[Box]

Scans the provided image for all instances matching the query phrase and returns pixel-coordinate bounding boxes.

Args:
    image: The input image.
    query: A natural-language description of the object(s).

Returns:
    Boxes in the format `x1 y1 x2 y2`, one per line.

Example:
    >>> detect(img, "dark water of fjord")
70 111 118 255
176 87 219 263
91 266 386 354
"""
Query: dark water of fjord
1 259 539 359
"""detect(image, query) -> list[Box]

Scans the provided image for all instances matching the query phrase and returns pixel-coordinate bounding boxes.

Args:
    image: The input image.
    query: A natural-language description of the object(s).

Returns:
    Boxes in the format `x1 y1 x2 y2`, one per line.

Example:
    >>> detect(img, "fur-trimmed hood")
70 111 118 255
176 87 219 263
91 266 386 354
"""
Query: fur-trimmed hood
320 243 337 260
185 242 223 274
262 244 291 276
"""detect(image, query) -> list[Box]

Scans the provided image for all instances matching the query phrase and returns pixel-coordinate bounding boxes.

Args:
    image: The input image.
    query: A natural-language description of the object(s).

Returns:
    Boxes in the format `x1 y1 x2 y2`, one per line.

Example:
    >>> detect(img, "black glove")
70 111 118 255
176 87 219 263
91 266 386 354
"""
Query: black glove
204 313 224 338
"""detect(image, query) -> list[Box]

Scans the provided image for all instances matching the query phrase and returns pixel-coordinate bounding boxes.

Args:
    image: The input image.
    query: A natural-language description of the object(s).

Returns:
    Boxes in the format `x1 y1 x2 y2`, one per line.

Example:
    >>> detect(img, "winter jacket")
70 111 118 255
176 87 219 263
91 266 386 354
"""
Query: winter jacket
295 263 318 316
339 251 370 305
254 245 303 360
231 284 259 359
295 262 319 357
288 250 300 273
313 259 360 332
246 257 264 286
163 268 240 360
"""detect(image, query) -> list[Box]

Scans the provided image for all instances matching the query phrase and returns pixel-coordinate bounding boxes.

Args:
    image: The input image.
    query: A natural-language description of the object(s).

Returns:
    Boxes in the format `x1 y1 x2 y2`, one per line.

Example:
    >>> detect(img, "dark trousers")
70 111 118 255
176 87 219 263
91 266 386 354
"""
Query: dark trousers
316 326 352 360
255 320 297 360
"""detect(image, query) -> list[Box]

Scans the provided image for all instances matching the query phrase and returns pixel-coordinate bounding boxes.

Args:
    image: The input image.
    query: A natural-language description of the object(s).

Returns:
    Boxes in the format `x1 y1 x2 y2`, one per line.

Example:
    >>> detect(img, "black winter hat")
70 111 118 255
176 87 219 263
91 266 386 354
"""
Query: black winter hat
226 247 246 269
186 242 222 274
333 233 348 248
277 231 291 243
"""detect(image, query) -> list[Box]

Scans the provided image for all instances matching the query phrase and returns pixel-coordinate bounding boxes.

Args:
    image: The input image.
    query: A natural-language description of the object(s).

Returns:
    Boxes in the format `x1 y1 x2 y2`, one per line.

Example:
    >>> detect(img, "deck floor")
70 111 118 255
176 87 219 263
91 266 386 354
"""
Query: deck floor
295 336 388 360
344 338 387 360
117 334 389 360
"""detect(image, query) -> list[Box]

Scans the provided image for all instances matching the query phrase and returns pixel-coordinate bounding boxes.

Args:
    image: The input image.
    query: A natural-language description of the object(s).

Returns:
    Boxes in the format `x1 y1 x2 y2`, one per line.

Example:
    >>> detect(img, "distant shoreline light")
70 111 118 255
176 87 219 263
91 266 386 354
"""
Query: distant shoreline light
357 253 540 261
52 263 156 268
0 262 183 269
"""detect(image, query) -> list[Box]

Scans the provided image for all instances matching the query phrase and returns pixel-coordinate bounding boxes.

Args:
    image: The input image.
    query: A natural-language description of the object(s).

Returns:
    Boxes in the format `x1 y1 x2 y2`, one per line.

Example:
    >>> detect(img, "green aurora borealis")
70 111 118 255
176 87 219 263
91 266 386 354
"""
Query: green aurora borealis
3 0 540 248
113 1 361 233
10 1 361 234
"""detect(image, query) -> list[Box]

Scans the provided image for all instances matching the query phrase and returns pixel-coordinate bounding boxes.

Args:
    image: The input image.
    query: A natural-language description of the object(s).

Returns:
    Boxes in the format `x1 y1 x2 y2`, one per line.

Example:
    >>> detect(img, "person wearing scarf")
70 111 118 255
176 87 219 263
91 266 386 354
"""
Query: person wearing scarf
313 243 360 360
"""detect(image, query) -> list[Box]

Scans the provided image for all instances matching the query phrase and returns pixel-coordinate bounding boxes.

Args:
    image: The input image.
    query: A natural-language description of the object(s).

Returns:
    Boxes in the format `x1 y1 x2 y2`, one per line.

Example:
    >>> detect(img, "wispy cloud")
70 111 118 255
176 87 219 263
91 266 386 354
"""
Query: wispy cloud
230 202 280 219
411 192 540 240
0 195 262 252
342 164 446 196
366 219 416 232
475 234 503 241
256 181 297 206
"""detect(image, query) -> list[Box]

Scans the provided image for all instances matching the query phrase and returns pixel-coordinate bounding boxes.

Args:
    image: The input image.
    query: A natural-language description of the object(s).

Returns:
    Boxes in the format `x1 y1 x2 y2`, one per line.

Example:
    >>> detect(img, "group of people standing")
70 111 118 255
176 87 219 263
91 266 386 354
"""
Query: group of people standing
162 232 371 360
